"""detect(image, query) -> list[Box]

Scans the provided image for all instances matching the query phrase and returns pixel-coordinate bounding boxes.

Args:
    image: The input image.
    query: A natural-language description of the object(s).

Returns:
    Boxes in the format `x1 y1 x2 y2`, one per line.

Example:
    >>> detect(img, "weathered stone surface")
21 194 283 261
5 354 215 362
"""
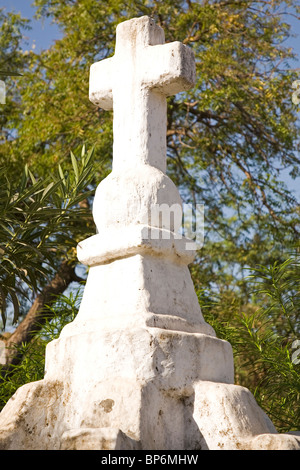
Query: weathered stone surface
89 16 195 172
92 165 183 235
193 381 276 450
191 381 300 450
62 255 215 335
61 428 140 450
0 380 65 450
242 433 300 451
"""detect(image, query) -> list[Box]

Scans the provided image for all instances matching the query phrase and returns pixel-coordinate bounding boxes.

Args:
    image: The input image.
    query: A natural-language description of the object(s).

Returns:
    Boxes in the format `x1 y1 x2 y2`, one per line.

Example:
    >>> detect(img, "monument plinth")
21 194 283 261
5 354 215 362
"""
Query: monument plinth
0 16 299 450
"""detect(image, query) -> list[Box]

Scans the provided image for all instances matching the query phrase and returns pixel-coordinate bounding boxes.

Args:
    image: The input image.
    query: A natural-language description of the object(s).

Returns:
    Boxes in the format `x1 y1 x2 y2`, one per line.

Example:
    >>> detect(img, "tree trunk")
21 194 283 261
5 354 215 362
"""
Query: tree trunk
0 260 83 373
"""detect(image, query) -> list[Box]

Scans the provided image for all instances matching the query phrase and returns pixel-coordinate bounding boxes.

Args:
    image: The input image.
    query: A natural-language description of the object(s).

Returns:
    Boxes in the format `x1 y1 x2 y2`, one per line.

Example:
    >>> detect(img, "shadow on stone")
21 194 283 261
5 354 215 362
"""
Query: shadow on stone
140 380 208 450
61 427 141 450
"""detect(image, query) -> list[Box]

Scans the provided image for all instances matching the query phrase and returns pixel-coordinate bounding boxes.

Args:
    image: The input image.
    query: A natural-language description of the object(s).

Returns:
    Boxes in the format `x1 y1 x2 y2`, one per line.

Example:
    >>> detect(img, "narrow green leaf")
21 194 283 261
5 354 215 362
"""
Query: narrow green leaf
28 169 37 185
58 164 65 182
11 291 20 324
70 151 79 182
0 286 7 328
84 146 94 168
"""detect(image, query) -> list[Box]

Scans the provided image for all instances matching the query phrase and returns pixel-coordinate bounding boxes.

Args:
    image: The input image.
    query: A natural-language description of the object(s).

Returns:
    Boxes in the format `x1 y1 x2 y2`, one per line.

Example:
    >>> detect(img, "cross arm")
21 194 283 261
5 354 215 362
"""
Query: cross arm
141 42 196 96
89 57 114 110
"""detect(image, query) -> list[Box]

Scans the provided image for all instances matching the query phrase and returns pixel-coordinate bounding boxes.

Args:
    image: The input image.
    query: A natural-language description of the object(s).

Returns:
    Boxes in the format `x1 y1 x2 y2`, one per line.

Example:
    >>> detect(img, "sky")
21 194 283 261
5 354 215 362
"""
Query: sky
1 1 299 56
1 0 300 196
1 0 63 52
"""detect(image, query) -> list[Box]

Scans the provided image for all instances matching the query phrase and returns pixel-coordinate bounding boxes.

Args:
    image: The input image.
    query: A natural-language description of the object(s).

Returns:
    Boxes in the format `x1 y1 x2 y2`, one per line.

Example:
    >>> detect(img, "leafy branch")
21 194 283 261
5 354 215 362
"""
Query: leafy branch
0 145 95 328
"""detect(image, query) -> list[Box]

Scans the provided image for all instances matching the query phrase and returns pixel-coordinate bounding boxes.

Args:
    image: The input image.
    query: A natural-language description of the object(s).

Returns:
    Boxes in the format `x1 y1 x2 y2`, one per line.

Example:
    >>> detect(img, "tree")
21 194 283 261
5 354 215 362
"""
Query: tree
198 255 300 431
0 290 81 410
0 146 96 370
2 1 299 282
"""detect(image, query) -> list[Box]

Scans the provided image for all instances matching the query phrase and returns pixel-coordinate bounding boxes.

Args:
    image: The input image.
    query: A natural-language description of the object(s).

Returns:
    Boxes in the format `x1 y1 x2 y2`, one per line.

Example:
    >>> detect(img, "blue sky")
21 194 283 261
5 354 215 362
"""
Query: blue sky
1 0 63 52
2 1 299 61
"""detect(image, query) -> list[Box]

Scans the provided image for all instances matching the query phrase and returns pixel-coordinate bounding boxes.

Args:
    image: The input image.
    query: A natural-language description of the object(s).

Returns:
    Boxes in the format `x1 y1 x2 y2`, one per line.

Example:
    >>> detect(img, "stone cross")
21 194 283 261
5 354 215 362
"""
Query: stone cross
0 15 299 452
89 16 195 173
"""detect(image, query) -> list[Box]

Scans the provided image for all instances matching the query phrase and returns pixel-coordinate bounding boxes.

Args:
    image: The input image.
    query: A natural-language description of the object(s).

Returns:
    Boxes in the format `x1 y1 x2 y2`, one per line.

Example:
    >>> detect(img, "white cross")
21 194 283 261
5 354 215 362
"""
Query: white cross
89 16 195 173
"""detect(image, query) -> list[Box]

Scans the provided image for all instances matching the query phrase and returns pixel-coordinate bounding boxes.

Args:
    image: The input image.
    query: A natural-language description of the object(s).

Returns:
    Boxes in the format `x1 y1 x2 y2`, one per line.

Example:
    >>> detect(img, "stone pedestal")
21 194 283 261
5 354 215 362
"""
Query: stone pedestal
0 16 299 451
0 170 299 450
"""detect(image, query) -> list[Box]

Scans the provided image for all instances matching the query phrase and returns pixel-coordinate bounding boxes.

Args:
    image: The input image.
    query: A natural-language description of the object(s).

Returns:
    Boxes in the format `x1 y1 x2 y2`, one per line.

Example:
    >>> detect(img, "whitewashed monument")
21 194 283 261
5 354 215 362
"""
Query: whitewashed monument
0 16 299 450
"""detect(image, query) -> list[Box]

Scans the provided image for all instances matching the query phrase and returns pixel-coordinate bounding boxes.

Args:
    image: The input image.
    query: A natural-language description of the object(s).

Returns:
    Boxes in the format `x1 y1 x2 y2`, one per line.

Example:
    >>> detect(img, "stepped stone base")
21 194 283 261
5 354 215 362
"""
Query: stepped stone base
0 323 299 450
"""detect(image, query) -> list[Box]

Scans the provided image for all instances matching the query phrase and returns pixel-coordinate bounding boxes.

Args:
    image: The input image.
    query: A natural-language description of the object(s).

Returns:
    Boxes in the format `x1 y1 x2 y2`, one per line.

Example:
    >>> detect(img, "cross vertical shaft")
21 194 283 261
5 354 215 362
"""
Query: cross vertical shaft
89 16 196 173
112 18 167 172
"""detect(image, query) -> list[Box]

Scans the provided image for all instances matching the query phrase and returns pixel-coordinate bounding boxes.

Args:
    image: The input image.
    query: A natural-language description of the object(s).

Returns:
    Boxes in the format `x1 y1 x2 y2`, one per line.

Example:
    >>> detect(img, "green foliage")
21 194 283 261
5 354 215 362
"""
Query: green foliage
0 72 21 77
0 290 81 411
233 309 300 431
0 146 95 328
196 254 300 432
248 258 300 338
2 2 299 265
0 8 28 75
